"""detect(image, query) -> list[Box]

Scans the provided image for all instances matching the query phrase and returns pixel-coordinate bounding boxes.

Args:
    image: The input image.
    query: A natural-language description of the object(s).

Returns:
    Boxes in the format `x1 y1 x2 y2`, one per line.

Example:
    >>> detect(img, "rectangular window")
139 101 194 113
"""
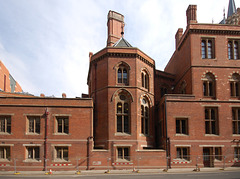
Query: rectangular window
232 108 240 134
176 147 190 161
117 147 130 161
0 116 11 134
176 118 188 135
228 39 240 60
55 147 68 161
205 108 218 135
234 147 240 159
0 146 10 160
28 116 40 134
56 117 69 134
26 147 40 161
201 38 215 59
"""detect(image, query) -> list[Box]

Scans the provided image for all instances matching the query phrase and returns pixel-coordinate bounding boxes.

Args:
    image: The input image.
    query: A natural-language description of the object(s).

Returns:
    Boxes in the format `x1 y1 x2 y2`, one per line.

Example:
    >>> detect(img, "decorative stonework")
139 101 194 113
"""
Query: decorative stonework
201 71 218 81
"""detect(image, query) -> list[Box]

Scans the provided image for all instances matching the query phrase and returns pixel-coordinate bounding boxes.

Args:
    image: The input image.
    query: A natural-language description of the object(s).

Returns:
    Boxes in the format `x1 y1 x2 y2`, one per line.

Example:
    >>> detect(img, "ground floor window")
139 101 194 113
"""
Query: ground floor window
214 147 222 161
117 147 130 161
234 147 240 159
26 147 40 161
176 147 190 161
0 146 10 161
55 147 68 161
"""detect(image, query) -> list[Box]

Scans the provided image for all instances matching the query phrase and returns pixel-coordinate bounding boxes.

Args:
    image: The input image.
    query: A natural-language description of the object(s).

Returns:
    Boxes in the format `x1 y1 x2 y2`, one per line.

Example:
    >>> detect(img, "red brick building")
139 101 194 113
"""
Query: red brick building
0 0 240 171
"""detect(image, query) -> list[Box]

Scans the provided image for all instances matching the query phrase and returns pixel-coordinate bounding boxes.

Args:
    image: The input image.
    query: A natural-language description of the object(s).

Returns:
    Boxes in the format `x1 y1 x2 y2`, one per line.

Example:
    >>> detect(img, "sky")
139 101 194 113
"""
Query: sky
0 0 236 97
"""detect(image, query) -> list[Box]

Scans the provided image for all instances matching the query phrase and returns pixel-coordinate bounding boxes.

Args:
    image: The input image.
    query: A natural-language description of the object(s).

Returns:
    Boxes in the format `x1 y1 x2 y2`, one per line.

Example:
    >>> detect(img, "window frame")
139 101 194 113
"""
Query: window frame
203 73 216 98
141 71 149 90
117 65 129 85
230 74 240 98
234 147 240 159
0 116 11 134
176 147 190 161
27 116 40 134
26 146 40 161
56 117 69 134
55 146 69 162
205 107 219 135
0 146 10 161
117 147 130 161
232 108 240 135
176 118 188 135
228 39 240 60
116 94 130 134
141 98 149 136
201 38 215 59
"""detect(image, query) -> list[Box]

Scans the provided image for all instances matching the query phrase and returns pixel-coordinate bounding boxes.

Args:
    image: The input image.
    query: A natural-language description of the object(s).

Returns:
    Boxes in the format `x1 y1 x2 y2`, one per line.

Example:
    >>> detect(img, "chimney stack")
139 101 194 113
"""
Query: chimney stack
62 93 66 98
175 28 183 49
186 5 197 25
107 11 124 47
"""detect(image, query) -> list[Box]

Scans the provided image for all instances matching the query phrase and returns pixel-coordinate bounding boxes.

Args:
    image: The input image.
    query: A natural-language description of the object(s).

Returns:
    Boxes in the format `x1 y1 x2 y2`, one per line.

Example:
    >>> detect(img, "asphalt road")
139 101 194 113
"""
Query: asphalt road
0 171 240 179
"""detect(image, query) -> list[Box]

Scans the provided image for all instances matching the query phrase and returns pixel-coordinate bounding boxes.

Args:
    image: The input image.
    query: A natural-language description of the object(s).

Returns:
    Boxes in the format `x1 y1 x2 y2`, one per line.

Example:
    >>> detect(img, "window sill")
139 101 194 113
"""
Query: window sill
53 159 70 162
116 159 131 163
204 134 219 136
232 134 240 136
25 133 40 135
175 134 189 136
53 133 70 135
0 132 11 135
0 159 10 162
173 158 191 163
139 134 150 137
23 159 41 162
115 133 131 136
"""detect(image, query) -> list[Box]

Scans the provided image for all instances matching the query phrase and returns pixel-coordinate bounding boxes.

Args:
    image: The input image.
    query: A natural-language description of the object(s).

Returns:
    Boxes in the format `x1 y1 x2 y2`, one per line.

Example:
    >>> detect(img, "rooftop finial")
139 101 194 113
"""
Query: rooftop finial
121 22 125 37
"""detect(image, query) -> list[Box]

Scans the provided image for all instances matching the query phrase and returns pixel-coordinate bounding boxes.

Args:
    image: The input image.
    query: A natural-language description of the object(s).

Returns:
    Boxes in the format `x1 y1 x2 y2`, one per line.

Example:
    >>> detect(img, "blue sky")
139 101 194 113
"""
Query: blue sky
0 0 234 97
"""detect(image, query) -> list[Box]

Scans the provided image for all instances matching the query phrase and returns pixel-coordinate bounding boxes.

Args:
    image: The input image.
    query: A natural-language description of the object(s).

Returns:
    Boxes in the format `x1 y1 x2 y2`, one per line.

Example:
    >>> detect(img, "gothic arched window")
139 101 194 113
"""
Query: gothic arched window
141 98 149 135
230 73 240 97
116 93 130 133
203 73 216 98
141 71 149 90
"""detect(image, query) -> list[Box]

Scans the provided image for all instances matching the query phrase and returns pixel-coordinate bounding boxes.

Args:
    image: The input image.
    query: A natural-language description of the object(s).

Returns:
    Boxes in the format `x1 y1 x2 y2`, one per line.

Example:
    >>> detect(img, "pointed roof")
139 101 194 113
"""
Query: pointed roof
113 37 132 47
227 0 237 18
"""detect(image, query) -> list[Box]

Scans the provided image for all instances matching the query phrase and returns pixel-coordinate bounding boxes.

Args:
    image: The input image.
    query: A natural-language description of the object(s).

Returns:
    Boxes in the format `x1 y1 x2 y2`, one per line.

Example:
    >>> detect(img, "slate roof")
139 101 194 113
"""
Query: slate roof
113 37 132 47
227 0 237 18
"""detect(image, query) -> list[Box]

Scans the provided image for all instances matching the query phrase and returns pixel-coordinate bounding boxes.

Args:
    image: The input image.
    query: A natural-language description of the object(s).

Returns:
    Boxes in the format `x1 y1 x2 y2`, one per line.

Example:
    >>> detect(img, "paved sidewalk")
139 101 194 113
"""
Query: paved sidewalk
0 167 239 176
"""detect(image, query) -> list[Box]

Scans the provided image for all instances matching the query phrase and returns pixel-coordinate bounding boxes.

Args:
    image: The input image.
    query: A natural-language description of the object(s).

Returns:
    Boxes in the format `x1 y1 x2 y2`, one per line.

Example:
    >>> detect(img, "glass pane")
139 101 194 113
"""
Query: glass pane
7 118 11 133
118 69 122 83
212 121 216 134
211 109 215 120
63 148 68 160
35 147 39 159
123 69 127 84
117 116 122 132
118 148 123 159
182 120 186 134
205 121 210 134
208 41 212 58
124 148 129 160
145 107 149 118
124 116 129 133
29 119 34 133
177 148 181 158
124 103 128 114
58 119 62 133
142 73 144 87
28 148 33 159
57 148 62 159
176 120 180 133
234 42 238 59
64 118 69 134
0 148 4 158
117 103 122 114
202 41 206 58
0 119 5 132
141 106 144 116
6 147 10 160
141 117 144 134
203 82 207 96
145 118 148 135
36 119 40 133
209 82 213 96
236 83 239 96
233 121 237 134
205 109 209 119
228 42 233 59
238 121 240 134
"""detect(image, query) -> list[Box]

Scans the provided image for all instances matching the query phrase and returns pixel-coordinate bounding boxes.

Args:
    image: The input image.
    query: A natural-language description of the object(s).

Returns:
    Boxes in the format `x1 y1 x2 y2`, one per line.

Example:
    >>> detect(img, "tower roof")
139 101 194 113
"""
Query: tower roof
227 0 237 18
113 37 132 47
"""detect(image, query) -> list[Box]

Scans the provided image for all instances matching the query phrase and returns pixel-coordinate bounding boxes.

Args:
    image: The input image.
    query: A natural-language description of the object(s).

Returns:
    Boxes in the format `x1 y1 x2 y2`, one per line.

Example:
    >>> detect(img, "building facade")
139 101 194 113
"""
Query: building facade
0 0 240 171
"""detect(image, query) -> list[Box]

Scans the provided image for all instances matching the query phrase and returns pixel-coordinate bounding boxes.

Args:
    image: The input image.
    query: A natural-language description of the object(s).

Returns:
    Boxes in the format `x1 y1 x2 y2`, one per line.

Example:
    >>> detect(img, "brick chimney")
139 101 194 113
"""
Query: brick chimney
107 11 124 47
186 5 197 25
175 28 183 49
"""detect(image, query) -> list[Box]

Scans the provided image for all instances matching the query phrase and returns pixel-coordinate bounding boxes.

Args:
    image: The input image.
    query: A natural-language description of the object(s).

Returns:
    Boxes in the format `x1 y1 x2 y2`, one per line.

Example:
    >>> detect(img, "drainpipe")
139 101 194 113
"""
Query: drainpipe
44 108 49 171
87 136 93 170
164 97 170 169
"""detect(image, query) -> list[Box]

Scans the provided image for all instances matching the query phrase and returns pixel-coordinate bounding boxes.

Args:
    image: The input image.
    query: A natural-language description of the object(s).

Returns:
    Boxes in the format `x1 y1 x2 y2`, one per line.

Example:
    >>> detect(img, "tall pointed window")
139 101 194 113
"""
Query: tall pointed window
228 40 240 60
141 98 149 135
201 38 215 59
230 73 240 97
116 94 130 133
203 73 216 98
118 66 128 85
141 71 149 90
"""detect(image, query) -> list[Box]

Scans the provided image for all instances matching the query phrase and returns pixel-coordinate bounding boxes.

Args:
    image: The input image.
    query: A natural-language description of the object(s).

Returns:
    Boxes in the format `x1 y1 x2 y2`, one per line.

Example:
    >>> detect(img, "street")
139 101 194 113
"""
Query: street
0 171 240 179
